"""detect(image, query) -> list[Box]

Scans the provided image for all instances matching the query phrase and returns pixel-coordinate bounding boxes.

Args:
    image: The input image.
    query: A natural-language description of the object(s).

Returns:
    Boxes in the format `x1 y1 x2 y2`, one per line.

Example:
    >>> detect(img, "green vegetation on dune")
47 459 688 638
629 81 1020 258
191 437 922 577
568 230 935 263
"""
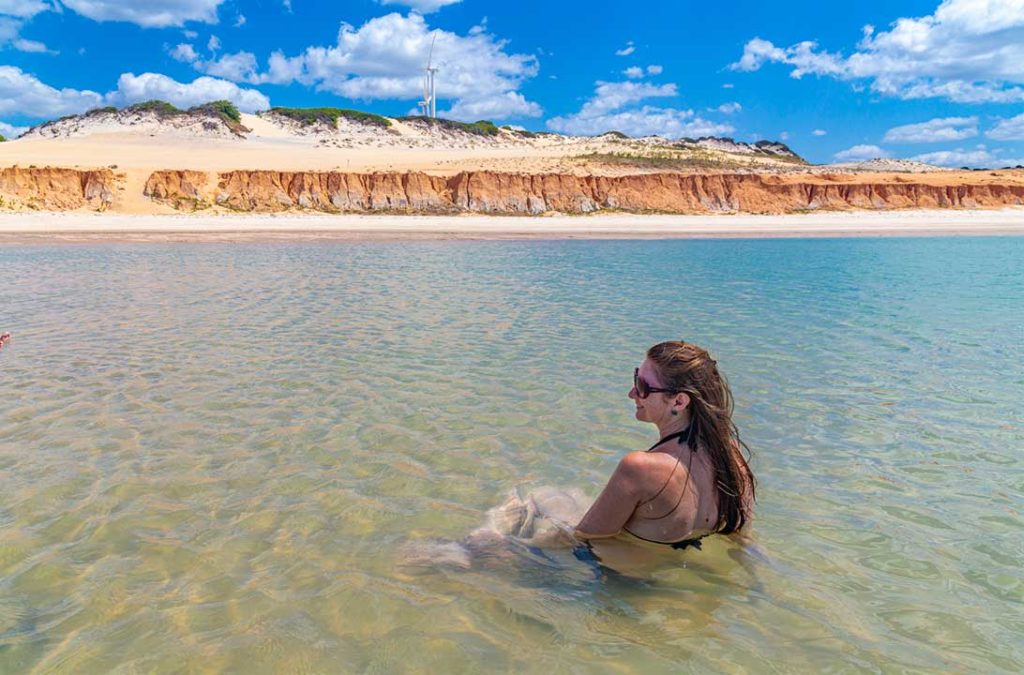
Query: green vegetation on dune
399 116 501 137
188 100 242 124
28 99 251 136
0 134 6 142
127 100 183 117
269 107 392 128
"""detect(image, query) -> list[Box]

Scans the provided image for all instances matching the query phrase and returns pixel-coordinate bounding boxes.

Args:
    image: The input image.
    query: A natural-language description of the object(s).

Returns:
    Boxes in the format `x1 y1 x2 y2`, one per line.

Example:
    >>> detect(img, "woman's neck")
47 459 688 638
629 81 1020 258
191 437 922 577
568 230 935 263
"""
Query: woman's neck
656 412 692 439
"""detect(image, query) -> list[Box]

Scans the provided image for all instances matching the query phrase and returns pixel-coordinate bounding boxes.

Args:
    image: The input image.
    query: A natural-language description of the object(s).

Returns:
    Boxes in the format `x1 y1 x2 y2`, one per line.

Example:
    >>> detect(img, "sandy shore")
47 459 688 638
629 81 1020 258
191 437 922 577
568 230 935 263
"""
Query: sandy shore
1 209 1023 242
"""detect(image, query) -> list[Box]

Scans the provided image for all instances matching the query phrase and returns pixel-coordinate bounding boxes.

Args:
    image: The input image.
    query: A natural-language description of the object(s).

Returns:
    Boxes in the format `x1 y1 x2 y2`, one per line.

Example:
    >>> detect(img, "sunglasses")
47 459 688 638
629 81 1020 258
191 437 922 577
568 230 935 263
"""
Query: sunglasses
633 368 676 399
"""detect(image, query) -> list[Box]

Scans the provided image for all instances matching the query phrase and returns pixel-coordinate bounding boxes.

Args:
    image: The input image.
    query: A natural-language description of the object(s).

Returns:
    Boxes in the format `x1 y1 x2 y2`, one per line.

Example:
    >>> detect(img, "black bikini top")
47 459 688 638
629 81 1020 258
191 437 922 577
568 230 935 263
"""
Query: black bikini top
645 426 694 453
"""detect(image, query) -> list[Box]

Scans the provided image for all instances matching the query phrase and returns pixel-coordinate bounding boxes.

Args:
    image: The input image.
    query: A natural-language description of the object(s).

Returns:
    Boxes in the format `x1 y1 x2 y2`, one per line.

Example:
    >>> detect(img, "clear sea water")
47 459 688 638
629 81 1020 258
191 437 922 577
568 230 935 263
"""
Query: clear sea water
1 236 1022 673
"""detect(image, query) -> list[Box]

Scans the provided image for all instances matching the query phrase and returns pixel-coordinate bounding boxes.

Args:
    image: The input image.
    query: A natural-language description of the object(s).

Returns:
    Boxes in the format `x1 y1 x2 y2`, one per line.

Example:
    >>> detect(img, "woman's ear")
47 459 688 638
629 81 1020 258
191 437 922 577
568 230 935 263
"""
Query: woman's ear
674 392 691 413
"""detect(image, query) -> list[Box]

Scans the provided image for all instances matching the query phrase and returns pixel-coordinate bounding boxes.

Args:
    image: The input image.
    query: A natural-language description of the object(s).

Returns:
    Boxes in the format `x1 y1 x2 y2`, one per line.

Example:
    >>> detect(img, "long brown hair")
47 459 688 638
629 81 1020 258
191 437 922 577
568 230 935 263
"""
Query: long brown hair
647 340 755 533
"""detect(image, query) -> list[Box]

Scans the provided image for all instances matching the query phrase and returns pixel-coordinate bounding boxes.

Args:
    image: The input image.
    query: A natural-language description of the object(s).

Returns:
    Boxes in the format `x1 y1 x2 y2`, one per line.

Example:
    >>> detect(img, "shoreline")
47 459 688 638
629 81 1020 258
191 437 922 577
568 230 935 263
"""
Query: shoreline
1 208 1023 242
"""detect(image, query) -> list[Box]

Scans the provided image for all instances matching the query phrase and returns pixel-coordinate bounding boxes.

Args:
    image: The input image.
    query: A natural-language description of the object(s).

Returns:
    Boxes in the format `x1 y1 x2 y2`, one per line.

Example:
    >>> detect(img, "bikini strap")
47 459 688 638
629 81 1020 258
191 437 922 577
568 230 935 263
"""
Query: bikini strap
645 426 692 452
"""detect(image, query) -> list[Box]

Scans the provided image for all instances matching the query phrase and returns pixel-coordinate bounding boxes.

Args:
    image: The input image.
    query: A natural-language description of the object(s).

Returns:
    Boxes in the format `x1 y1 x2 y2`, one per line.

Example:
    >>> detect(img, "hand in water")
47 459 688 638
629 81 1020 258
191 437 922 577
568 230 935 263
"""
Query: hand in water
0 332 10 350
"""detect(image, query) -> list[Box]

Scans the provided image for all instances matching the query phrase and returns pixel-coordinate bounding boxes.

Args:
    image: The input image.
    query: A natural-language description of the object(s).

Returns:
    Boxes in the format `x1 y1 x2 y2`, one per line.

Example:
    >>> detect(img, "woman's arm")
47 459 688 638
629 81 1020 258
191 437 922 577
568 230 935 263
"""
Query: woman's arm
575 452 649 539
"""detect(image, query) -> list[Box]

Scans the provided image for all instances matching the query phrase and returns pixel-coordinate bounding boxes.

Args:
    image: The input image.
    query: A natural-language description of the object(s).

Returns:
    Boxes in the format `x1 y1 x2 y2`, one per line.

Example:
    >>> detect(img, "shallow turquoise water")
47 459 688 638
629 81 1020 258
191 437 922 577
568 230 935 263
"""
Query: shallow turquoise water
1 237 1022 672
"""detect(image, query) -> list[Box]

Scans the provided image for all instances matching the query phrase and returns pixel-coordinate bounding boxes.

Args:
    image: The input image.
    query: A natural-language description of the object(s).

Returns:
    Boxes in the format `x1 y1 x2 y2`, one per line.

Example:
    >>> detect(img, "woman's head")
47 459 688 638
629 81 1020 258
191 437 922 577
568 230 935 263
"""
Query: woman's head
636 340 756 533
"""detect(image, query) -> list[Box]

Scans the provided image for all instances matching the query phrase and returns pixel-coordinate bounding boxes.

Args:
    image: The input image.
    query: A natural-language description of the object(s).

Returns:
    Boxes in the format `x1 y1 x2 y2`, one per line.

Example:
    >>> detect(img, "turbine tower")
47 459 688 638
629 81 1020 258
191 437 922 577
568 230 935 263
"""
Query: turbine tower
419 32 438 118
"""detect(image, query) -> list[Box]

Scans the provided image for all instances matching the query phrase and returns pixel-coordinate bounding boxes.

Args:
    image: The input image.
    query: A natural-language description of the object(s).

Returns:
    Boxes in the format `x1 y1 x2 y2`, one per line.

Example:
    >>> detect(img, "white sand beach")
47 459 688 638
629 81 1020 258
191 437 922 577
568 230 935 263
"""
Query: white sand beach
1 208 1022 241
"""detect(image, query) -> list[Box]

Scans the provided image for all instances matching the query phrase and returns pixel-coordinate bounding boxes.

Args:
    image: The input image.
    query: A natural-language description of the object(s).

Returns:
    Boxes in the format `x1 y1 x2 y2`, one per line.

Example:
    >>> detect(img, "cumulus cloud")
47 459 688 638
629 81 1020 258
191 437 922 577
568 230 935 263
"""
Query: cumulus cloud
717 101 741 114
0 119 28 138
12 36 51 52
546 79 733 138
170 40 260 82
812 129 827 136
441 91 541 119
0 12 53 53
0 65 104 117
107 72 269 112
615 41 635 56
911 147 999 167
379 0 462 13
834 144 890 161
623 66 643 79
0 0 49 18
60 0 226 27
244 12 540 121
883 116 978 143
987 112 1024 140
647 64 662 75
170 43 200 63
732 0 1024 103
201 51 259 81
233 14 245 27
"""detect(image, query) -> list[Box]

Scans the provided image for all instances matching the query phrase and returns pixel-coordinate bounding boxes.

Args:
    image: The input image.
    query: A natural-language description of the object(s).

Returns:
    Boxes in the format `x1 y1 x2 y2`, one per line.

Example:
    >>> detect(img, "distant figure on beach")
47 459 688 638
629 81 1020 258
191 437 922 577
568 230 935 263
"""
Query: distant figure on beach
574 340 756 558
0 332 10 350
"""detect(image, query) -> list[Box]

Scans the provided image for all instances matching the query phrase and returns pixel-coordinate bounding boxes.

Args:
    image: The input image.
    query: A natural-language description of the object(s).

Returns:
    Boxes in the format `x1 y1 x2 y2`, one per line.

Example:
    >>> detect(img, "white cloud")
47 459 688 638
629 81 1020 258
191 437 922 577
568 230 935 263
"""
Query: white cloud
0 119 28 138
441 91 541 120
170 43 200 63
987 112 1024 140
717 101 741 114
172 40 260 83
548 105 733 138
107 72 269 112
0 13 54 53
12 36 51 52
883 116 978 143
812 129 827 136
1 67 269 121
780 131 790 140
0 0 49 18
233 14 245 27
379 0 462 13
578 81 677 117
202 51 259 81
207 34 220 51
732 0 1024 103
60 0 226 27
248 12 539 121
834 144 890 161
911 147 997 167
646 64 662 75
546 79 732 138
615 41 635 56
0 65 104 117
623 66 643 79
183 29 198 39
722 83 734 88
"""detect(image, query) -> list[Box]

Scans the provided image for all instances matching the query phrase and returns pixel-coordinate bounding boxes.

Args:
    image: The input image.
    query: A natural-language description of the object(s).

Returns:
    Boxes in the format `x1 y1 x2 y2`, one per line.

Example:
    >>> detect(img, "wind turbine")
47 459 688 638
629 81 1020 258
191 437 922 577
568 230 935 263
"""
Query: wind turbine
418 32 438 118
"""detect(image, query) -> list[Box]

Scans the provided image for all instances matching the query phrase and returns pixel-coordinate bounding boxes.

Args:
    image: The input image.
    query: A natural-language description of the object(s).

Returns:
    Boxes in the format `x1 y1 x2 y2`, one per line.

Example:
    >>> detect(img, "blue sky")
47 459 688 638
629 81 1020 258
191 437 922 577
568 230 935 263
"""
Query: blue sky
1 0 1024 165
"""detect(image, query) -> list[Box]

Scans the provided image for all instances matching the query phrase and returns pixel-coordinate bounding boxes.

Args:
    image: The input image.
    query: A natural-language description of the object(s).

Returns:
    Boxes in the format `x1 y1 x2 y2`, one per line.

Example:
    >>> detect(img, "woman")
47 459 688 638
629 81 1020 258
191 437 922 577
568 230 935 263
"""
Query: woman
575 341 755 551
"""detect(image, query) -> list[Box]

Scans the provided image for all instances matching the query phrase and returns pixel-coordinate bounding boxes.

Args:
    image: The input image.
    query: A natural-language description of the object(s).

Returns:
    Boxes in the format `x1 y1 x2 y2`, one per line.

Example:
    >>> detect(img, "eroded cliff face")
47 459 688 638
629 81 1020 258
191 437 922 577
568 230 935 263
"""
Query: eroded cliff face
144 170 1024 215
0 167 116 210
3 167 1023 215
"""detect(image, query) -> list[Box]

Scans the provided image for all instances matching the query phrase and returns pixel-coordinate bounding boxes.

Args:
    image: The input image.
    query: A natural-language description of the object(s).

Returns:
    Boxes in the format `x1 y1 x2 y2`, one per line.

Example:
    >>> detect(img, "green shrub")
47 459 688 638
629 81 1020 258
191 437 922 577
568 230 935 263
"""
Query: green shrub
189 100 242 124
398 116 500 137
270 107 391 128
601 130 629 139
0 134 6 143
85 106 118 116
127 100 183 117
